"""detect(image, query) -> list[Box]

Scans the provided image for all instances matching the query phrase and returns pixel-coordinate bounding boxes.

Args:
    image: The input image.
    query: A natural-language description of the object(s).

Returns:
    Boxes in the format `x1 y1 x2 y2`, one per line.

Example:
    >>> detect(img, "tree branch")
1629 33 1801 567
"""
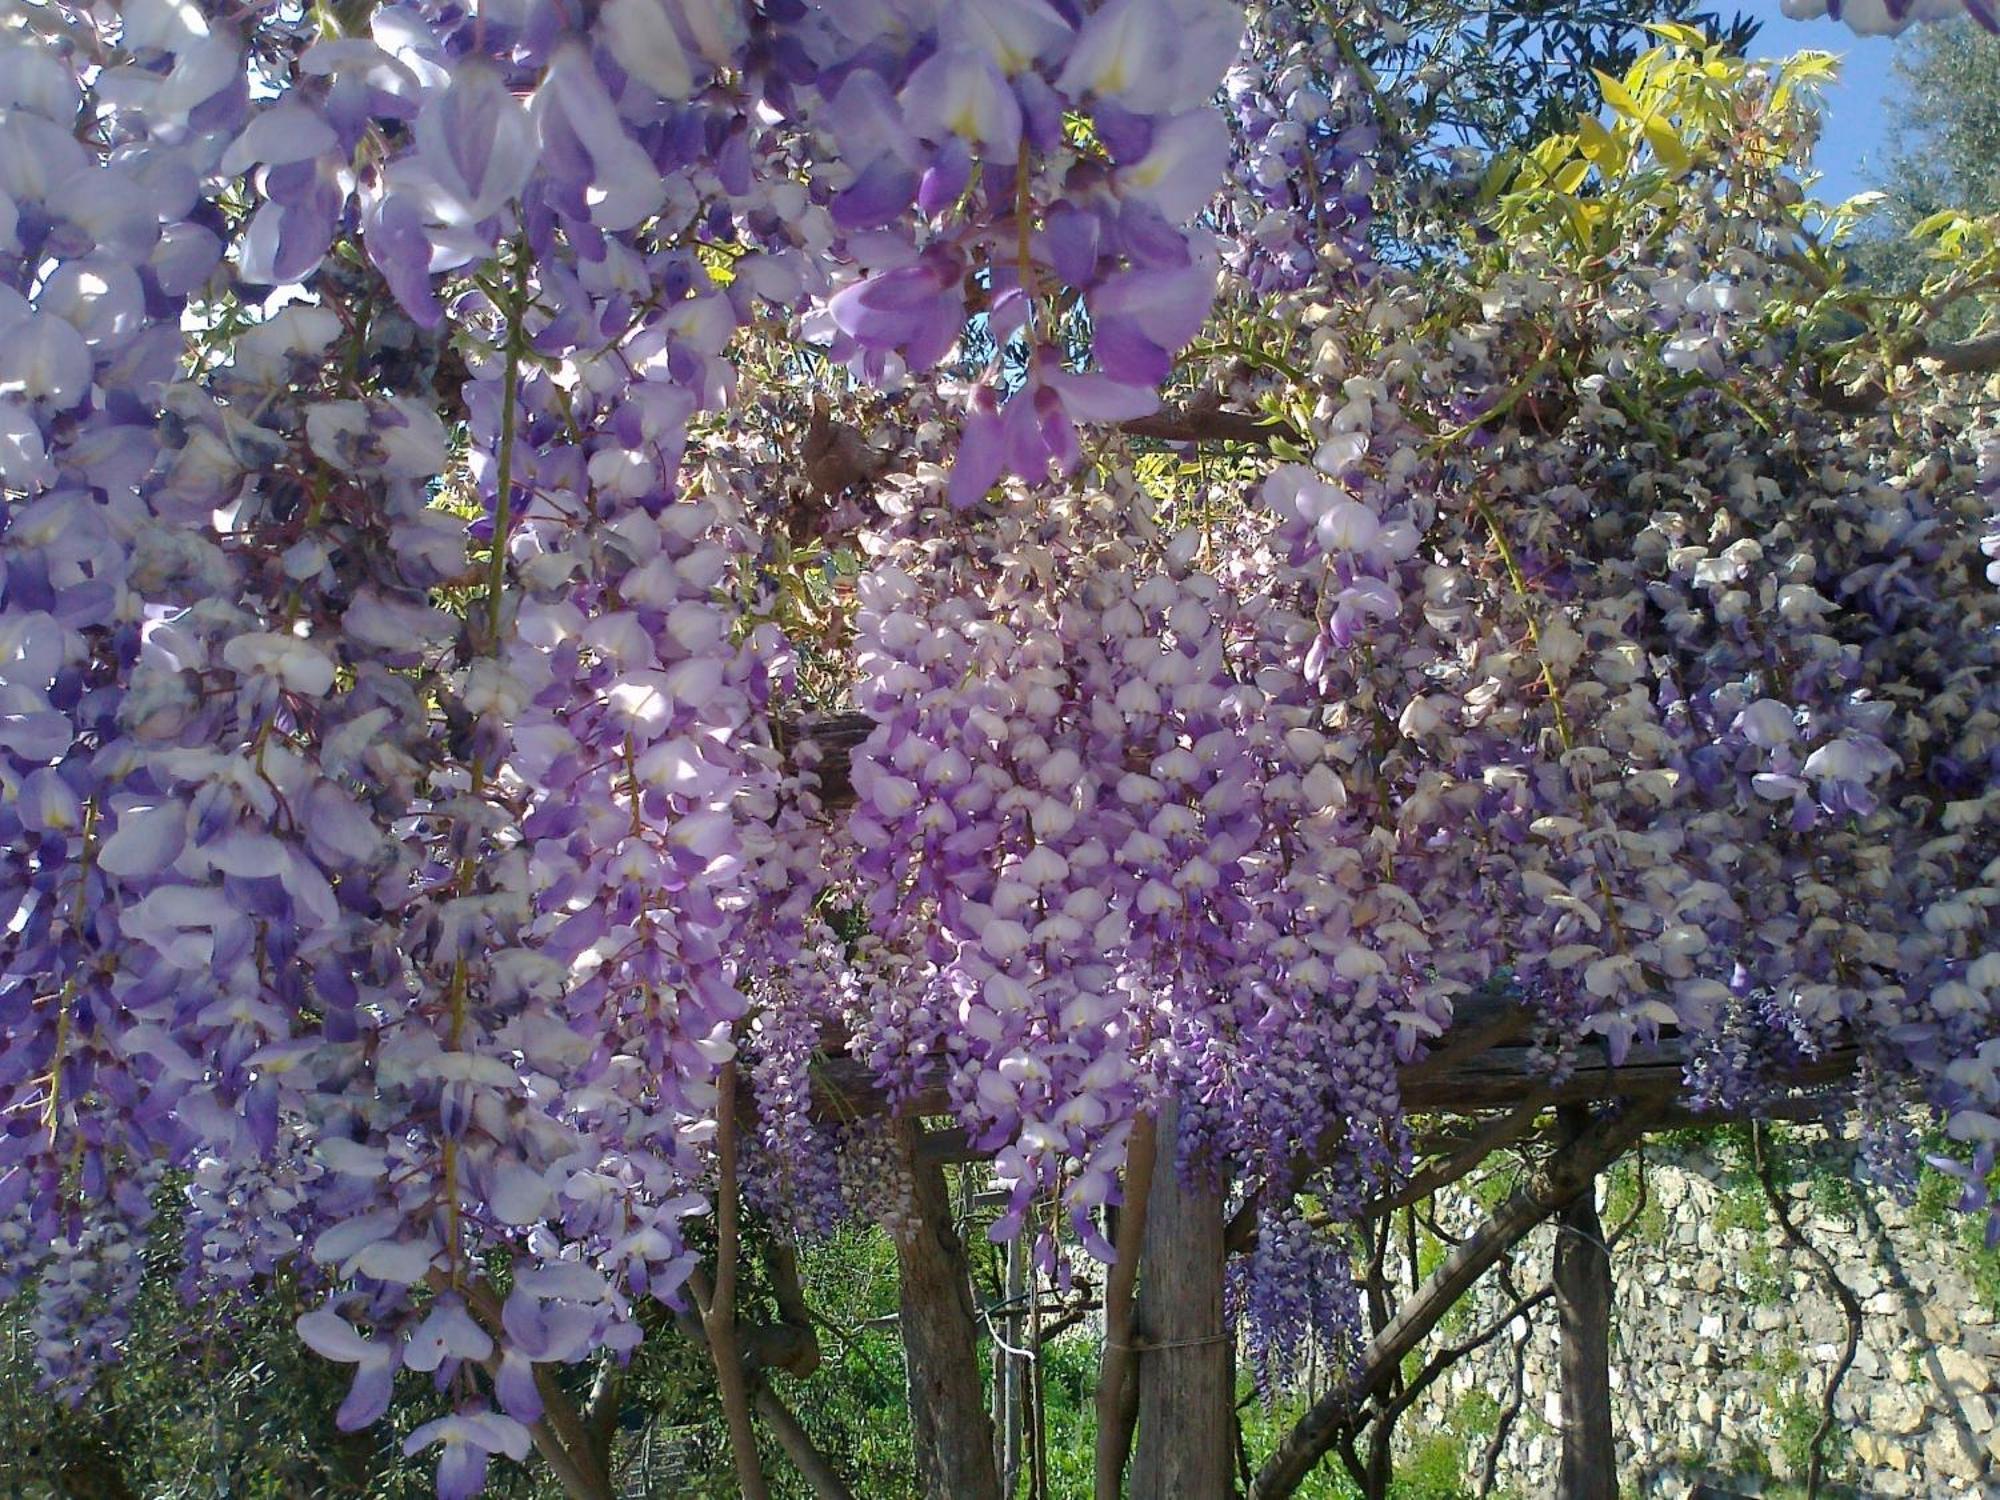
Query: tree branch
694 1061 771 1500
1931 331 2000 376
1093 1110 1158 1500
1378 1277 1555 1432
1751 1124 1861 1500
1478 1261 1536 1498
791 400 1302 522
1365 1100 1549 1219
751 1383 857 1500
1248 1101 1666 1500
1117 408 1302 447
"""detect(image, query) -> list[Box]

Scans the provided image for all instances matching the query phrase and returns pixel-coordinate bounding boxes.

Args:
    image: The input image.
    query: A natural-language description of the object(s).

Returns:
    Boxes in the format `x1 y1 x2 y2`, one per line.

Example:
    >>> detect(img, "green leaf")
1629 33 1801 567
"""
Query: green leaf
1641 115 1692 174
1642 20 1711 50
1593 69 1643 121
1479 150 1520 204
1576 114 1626 174
1911 209 1970 240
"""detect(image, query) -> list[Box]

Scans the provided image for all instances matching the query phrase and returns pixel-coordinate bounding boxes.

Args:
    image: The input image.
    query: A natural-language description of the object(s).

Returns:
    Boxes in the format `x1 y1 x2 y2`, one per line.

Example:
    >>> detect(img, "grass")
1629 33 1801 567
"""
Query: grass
1909 1131 2000 1320
1603 1156 1666 1244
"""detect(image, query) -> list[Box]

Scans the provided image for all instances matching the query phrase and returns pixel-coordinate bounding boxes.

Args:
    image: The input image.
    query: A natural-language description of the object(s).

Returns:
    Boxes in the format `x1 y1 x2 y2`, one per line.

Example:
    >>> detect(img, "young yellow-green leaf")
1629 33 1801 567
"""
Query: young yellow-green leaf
1772 52 1838 112
1481 151 1521 204
1911 209 1970 240
1553 157 1592 195
1782 52 1839 83
1642 21 1711 51
1563 196 1593 243
1593 69 1644 122
1576 114 1626 174
1641 115 1691 174
698 244 737 286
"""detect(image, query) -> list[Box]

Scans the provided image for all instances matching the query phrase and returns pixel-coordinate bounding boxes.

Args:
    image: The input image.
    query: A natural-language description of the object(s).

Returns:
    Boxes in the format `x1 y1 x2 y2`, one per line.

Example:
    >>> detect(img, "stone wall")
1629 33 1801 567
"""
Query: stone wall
1405 1135 2000 1496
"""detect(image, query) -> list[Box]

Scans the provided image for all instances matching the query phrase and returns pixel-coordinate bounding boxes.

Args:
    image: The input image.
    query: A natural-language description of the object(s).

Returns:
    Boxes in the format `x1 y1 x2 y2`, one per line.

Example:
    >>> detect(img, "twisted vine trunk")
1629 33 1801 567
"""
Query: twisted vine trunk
1094 1110 1158 1499
894 1122 1001 1500
1130 1098 1233 1500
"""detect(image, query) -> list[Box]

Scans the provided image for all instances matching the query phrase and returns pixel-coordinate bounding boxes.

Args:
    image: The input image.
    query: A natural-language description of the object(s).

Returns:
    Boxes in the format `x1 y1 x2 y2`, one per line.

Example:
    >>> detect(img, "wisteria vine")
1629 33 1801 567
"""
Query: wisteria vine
0 0 1996 1494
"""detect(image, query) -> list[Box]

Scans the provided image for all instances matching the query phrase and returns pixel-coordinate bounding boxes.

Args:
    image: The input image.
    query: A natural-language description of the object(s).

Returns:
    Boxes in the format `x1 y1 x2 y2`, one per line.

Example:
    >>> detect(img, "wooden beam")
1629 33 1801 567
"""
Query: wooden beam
811 1031 1860 1135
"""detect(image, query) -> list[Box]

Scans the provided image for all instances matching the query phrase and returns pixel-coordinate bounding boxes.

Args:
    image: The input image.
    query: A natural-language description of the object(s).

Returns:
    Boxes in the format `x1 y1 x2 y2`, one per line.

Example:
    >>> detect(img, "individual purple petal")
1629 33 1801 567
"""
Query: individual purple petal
435 1439 488 1500
917 136 973 216
362 190 442 327
39 259 145 349
1117 110 1231 223
832 155 919 230
487 1159 553 1225
827 252 964 369
16 766 82 834
987 286 1030 344
148 221 224 296
532 44 663 231
948 387 1007 510
416 63 537 226
601 0 696 100
337 1356 396 1432
1090 241 1218 353
1045 369 1160 422
901 47 1022 162
237 176 342 286
494 1349 544 1422
1055 0 1243 113
1038 202 1101 286
820 70 911 168
1092 318 1170 385
403 1297 494 1372
0 399 52 489
297 1309 371 1363
221 101 337 177
0 314 92 409
1089 100 1155 161
946 0 1074 71
97 802 185 879
1001 380 1080 480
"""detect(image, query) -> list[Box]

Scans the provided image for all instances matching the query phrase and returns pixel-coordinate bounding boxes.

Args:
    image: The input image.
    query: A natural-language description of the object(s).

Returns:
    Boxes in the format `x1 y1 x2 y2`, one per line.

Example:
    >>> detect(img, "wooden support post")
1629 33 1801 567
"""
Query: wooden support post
1130 1099 1232 1500
1554 1106 1617 1500
894 1122 1001 1500
1000 1232 1026 1495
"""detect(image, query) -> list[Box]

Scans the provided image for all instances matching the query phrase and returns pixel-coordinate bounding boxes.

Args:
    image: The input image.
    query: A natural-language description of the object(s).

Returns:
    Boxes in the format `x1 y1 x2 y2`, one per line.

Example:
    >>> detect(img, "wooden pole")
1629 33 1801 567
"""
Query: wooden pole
1130 1099 1232 1500
1554 1106 1617 1500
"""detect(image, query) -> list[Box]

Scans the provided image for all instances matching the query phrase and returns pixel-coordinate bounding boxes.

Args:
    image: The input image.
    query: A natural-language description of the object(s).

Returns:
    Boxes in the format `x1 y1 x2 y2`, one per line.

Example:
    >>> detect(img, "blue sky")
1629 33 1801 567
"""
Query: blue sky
1728 0 1914 203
